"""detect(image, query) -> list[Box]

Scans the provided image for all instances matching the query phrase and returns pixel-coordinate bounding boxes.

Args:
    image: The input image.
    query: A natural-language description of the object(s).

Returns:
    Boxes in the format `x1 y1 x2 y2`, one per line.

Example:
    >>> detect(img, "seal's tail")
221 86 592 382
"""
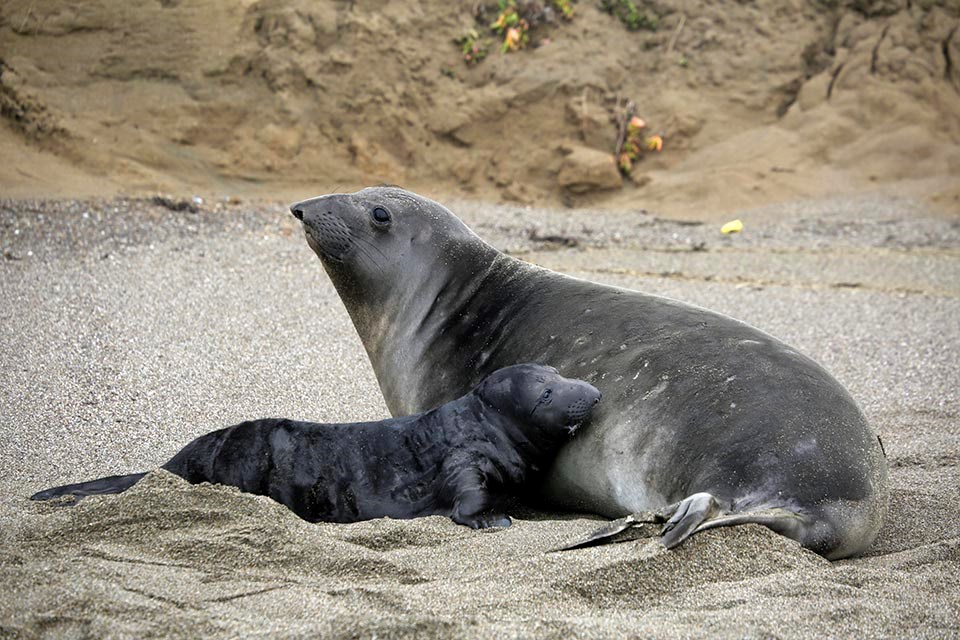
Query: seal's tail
30 472 148 502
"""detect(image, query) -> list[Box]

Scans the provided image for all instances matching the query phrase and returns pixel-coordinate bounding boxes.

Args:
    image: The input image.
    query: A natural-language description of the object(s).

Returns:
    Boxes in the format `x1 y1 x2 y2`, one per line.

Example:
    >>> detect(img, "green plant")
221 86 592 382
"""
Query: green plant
600 0 659 32
551 0 575 20
455 29 490 64
457 0 577 63
616 115 663 176
490 0 530 52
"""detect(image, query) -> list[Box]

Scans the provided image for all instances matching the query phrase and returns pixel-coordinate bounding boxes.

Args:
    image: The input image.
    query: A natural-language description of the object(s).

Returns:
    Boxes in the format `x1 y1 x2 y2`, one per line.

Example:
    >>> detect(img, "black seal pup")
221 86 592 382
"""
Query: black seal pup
288 186 889 559
32 364 601 529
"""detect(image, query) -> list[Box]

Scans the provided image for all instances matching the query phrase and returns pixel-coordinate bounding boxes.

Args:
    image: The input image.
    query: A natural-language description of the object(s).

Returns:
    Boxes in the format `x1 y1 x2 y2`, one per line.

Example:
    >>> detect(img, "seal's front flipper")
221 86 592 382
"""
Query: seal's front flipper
447 462 513 529
450 491 512 529
550 511 663 552
659 492 723 549
452 512 512 529
30 472 148 503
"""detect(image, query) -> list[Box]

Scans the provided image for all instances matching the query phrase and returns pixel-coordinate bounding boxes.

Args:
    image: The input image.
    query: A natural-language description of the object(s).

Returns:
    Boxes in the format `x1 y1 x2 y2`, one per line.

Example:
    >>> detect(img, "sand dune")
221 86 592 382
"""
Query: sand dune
1 1 958 217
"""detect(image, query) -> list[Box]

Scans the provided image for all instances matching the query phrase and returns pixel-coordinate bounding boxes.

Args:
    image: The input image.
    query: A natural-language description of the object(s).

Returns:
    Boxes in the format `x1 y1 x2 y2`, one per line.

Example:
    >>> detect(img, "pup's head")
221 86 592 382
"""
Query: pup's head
478 363 601 444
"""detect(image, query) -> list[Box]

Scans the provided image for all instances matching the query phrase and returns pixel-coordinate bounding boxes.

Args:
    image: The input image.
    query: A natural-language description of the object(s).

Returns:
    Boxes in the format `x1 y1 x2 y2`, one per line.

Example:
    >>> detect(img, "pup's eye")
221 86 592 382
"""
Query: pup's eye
541 388 553 401
371 206 391 226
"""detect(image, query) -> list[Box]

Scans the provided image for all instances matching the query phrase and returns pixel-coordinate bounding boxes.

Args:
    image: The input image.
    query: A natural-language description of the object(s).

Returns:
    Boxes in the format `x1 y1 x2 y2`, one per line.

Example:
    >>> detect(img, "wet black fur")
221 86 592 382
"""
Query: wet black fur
31 364 600 529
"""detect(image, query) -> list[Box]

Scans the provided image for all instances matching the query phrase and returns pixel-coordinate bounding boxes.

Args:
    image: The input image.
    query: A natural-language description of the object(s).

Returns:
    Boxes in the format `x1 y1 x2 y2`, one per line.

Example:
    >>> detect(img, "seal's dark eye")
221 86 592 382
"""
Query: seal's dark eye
371 206 391 226
541 388 553 401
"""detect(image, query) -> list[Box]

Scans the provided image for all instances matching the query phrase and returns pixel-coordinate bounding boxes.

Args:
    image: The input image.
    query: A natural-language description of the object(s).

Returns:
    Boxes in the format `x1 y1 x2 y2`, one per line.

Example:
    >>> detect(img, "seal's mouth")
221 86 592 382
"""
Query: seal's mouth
301 213 354 264
304 229 344 264
562 394 601 435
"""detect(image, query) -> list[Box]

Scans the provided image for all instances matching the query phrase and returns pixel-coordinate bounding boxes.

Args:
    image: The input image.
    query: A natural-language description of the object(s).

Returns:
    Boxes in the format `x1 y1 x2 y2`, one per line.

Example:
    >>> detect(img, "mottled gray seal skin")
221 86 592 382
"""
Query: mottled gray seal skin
32 364 602 529
290 187 889 559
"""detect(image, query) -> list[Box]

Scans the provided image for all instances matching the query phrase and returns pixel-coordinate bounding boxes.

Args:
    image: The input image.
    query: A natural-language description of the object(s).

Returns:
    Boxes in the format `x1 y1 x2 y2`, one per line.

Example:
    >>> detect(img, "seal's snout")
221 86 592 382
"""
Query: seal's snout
561 384 602 435
566 398 592 421
290 205 304 221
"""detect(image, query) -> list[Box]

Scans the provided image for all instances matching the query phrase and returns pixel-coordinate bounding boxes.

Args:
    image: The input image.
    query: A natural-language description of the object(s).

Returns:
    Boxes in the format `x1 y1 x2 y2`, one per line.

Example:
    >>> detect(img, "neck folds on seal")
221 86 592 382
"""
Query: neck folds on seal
371 238 507 417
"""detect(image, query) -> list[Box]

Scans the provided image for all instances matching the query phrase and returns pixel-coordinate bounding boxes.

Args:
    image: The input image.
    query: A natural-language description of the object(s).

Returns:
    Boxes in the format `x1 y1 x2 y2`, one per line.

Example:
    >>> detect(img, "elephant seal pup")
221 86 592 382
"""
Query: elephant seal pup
32 364 602 529
289 186 889 559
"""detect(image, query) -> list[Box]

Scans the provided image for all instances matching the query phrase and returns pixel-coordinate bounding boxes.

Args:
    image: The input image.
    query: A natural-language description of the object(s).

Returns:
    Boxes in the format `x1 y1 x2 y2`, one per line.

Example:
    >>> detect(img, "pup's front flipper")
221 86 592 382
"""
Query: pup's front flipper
449 484 511 528
448 464 511 529
452 511 512 529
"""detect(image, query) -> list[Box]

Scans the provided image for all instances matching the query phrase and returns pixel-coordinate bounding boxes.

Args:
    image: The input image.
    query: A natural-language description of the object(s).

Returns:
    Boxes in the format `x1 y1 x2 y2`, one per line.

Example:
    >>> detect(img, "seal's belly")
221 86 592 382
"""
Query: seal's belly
541 411 666 516
511 303 877 515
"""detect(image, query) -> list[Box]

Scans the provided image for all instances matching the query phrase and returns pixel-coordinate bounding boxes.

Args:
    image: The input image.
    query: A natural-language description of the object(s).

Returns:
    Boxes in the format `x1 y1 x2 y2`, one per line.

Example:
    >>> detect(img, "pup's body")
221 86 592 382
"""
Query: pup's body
32 364 601 528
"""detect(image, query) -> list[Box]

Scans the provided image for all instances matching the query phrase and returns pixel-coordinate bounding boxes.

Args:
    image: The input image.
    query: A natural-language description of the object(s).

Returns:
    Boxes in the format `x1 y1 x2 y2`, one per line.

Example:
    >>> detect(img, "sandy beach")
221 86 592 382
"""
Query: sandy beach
0 194 957 638
2 0 958 635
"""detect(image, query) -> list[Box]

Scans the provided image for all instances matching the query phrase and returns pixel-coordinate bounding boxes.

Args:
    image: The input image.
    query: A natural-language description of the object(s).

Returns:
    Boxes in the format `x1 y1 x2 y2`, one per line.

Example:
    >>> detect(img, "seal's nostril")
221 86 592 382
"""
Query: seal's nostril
291 206 304 221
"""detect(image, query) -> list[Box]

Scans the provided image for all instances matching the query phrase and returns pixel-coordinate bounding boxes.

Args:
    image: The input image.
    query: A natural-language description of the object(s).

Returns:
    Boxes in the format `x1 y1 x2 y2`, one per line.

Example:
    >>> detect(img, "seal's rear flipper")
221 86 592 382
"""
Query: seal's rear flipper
549 511 663 552
685 507 809 542
660 492 810 549
554 493 810 553
30 472 148 503
660 492 723 549
659 491 813 549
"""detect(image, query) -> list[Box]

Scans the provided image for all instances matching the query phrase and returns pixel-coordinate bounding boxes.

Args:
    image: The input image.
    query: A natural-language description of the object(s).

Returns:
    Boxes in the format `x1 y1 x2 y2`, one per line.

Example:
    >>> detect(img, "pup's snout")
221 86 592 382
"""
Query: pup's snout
290 205 304 221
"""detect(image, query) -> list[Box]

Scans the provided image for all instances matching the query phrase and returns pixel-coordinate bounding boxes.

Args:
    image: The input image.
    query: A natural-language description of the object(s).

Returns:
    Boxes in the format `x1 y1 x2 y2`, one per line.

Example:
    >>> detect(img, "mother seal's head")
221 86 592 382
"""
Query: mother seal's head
290 187 481 286
290 187 498 364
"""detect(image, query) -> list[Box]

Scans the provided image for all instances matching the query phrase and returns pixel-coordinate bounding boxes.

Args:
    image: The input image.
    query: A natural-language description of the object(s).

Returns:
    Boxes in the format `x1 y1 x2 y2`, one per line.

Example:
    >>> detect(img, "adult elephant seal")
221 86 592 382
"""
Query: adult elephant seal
32 364 602 529
289 187 889 559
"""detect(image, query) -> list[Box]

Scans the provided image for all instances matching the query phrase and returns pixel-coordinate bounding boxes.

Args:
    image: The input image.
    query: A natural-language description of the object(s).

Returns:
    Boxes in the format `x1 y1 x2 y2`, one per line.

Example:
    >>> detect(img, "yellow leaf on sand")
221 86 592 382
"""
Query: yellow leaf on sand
721 219 744 234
